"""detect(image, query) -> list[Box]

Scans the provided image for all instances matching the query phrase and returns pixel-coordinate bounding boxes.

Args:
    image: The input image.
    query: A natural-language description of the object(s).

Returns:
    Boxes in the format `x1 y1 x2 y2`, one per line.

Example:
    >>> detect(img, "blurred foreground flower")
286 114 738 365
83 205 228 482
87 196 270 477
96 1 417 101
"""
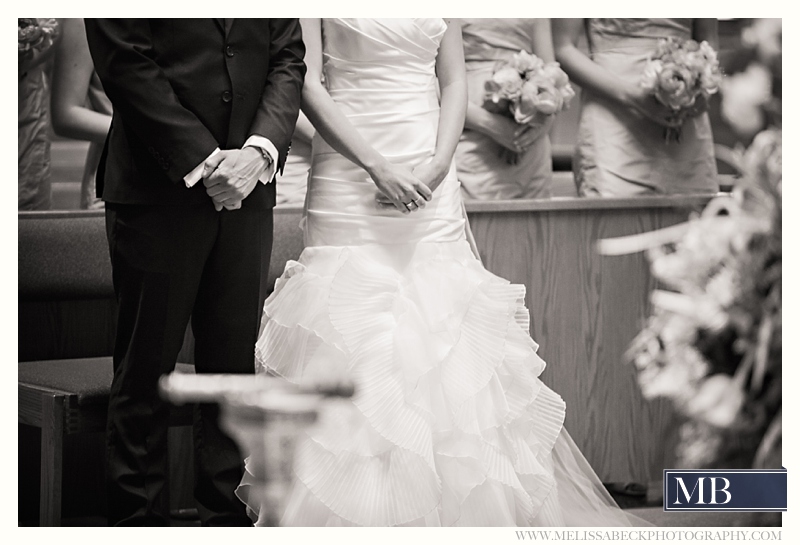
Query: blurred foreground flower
598 128 781 470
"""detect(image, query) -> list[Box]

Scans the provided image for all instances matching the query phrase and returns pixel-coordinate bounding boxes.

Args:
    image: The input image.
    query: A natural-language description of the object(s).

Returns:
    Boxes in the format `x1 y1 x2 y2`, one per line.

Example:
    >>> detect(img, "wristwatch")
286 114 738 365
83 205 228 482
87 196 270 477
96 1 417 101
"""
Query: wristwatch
247 145 273 168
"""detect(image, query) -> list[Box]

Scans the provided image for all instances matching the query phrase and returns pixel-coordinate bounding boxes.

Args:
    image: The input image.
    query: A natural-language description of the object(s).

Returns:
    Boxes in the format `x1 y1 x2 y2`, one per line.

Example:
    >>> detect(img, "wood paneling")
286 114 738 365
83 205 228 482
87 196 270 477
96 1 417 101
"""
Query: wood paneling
467 202 702 482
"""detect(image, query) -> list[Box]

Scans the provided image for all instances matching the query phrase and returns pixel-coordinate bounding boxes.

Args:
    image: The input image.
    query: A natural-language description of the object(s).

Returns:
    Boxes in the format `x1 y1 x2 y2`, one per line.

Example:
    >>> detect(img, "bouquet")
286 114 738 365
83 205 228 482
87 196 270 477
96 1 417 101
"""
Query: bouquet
19 18 59 77
640 37 722 142
18 18 58 54
599 128 781 474
483 50 575 125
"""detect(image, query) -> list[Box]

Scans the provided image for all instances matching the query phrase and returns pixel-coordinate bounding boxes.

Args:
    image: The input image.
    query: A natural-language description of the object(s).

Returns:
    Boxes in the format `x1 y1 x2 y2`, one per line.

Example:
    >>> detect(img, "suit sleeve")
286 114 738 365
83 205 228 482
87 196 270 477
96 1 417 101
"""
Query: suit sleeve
84 19 219 184
247 19 307 175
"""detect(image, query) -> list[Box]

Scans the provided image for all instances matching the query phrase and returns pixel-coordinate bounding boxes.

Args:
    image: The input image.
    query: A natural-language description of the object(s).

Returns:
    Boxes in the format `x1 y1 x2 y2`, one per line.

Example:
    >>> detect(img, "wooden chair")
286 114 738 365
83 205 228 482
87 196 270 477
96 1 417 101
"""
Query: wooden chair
18 358 194 526
18 212 196 526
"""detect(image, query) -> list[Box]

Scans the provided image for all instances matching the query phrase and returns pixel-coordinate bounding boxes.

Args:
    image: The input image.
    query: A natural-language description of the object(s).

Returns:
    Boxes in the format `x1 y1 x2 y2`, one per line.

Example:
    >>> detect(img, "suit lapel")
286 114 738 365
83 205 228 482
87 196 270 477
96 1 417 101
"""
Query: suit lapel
214 18 234 36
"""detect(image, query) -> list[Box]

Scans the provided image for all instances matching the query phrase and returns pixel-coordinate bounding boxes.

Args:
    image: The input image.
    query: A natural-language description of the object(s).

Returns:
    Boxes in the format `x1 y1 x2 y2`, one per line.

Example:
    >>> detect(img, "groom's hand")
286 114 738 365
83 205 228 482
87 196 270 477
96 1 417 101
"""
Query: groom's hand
202 148 270 210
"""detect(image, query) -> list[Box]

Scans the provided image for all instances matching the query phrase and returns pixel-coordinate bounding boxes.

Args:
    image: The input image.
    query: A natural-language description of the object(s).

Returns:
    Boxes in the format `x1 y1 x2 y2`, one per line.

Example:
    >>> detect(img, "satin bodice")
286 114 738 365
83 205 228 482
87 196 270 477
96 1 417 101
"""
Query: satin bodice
322 18 444 95
306 19 465 248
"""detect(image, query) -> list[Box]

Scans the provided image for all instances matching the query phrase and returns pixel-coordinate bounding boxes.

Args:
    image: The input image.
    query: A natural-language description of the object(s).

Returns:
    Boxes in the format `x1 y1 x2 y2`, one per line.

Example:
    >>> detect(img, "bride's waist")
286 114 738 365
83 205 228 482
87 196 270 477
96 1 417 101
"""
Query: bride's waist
328 87 440 116
324 63 436 90
303 173 466 247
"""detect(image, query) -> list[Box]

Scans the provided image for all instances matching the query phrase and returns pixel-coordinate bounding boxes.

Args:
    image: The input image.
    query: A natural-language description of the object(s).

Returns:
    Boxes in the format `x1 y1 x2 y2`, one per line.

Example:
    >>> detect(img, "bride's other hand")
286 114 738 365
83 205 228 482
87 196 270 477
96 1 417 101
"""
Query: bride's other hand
371 162 432 213
412 158 450 194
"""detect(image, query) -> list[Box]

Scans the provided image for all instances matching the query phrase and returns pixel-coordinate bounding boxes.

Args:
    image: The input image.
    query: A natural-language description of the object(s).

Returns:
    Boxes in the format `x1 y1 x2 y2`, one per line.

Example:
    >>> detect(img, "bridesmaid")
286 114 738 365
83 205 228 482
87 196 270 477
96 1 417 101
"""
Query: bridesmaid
455 19 555 200
553 19 719 197
51 17 111 209
19 18 60 211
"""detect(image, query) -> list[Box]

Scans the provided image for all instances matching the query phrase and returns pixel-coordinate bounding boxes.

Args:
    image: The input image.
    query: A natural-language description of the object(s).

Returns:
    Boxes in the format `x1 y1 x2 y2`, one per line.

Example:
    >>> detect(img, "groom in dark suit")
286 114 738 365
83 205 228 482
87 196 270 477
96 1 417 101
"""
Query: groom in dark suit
85 19 305 526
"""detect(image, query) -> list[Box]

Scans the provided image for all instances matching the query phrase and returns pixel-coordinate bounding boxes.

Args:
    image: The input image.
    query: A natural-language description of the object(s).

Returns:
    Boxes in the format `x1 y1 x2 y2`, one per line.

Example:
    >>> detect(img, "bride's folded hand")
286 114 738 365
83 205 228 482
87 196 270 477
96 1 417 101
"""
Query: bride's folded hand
370 162 433 214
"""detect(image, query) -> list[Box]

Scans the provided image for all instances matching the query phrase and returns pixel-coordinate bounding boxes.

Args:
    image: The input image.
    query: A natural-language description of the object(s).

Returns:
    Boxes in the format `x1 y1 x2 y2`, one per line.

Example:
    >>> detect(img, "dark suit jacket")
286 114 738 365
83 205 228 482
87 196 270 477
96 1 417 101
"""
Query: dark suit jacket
85 19 306 208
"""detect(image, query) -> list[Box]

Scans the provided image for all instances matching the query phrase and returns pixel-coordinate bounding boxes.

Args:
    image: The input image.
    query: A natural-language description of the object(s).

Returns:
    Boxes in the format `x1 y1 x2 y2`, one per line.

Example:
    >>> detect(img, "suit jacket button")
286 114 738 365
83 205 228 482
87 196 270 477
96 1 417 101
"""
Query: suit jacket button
222 90 232 103
226 45 235 57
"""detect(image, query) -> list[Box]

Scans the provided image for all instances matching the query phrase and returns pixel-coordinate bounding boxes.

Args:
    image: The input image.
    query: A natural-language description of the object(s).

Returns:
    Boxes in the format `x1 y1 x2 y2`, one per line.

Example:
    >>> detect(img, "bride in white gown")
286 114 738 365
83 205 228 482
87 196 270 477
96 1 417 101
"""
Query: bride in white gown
238 18 648 527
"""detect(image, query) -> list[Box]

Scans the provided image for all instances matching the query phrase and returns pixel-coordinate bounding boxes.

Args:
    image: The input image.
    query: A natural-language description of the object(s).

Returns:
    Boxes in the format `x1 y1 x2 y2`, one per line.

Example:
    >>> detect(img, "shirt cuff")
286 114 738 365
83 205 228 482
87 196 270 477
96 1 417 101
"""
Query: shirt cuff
244 135 279 184
184 148 220 188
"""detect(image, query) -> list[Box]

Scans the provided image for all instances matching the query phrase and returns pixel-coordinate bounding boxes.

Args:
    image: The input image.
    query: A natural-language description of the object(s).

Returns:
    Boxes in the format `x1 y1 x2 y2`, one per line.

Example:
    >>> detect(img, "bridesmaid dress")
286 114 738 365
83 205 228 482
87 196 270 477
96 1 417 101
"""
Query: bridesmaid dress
81 71 112 209
276 136 311 206
19 54 54 210
574 19 718 197
455 19 553 200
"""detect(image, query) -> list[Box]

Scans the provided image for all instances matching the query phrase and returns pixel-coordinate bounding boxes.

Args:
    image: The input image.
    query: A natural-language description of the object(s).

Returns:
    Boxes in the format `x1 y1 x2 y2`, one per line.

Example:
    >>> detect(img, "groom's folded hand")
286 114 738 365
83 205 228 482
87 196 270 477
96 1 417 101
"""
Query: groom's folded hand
202 148 270 211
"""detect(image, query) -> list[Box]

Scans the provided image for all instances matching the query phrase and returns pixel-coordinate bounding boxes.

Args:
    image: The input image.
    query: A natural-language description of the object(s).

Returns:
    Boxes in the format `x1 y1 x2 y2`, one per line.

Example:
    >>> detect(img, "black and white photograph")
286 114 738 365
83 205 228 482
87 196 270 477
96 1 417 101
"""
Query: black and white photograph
17 13 785 539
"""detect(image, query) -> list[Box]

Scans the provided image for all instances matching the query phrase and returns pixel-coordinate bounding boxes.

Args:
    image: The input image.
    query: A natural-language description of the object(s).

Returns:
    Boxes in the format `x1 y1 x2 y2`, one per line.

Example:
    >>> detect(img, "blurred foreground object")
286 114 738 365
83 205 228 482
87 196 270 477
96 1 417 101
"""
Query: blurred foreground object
160 373 354 526
713 18 781 178
599 127 781 474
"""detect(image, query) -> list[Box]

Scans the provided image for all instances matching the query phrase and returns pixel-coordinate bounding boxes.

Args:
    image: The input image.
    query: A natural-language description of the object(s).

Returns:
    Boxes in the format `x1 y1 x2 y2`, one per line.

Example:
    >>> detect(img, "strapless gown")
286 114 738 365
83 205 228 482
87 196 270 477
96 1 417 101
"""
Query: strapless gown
238 18 647 527
575 18 718 196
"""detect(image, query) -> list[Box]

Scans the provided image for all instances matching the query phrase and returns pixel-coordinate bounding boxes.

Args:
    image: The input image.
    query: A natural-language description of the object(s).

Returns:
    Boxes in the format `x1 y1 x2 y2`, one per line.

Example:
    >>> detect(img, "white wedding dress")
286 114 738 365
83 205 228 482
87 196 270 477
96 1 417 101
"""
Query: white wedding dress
238 18 647 527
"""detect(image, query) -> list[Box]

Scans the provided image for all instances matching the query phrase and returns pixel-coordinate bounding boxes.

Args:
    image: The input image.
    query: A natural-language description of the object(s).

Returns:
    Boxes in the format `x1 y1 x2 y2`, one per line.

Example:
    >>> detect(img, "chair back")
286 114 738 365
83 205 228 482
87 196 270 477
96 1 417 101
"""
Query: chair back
19 211 114 301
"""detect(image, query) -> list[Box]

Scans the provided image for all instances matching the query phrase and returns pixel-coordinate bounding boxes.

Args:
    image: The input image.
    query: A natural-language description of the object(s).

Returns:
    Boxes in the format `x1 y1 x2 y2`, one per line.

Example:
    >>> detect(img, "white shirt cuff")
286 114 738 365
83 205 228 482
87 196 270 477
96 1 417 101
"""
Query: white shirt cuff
184 148 220 188
244 135 279 184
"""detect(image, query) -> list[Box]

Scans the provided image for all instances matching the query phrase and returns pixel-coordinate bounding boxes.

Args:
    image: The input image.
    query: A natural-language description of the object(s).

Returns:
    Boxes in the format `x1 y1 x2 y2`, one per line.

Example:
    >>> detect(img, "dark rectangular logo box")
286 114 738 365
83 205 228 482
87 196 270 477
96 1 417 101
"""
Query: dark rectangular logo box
664 469 787 512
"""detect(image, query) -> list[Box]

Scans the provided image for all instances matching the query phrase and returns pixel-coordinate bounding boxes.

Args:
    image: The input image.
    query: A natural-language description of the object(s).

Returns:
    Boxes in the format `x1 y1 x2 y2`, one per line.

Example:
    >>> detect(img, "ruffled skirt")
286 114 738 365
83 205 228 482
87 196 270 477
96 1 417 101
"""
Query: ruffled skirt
237 240 647 527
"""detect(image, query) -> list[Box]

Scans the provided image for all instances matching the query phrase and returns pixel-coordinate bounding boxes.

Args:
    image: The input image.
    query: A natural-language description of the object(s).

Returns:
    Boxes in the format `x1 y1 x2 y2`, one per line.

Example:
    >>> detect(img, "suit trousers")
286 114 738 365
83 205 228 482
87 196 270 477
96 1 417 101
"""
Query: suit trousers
104 199 273 526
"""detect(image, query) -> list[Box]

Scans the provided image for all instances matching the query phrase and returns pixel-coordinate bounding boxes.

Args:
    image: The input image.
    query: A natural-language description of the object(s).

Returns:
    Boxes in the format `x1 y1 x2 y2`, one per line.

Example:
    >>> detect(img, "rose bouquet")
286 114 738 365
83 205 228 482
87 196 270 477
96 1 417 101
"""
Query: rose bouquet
18 18 58 54
483 50 575 125
18 18 59 78
640 37 722 142
599 129 781 476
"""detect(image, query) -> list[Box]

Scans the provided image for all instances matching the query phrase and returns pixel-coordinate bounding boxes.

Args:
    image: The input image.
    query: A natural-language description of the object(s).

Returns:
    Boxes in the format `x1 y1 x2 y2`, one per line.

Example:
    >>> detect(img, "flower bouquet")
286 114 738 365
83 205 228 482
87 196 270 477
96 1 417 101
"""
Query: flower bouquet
18 18 58 54
484 50 575 124
640 37 722 142
599 128 781 474
18 18 59 78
